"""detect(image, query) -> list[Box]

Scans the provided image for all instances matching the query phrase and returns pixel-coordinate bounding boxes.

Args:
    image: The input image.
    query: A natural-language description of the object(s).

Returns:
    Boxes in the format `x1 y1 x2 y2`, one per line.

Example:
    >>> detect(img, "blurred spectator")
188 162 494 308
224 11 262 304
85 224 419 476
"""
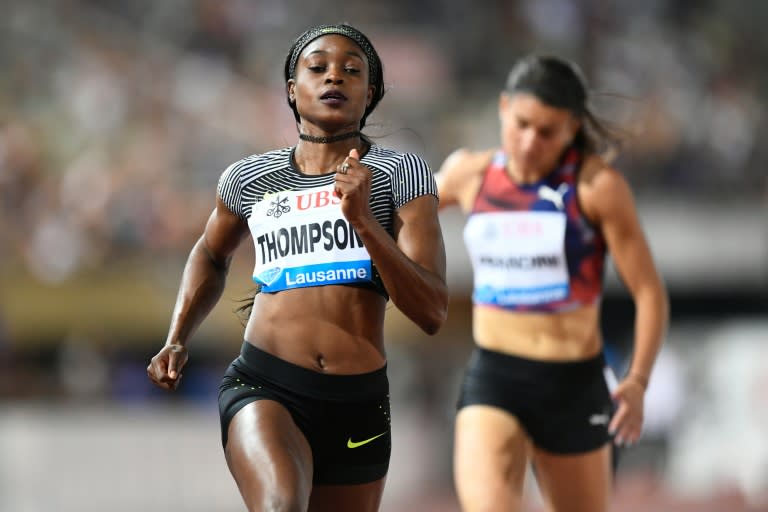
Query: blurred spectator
0 2 766 510
2 0 767 278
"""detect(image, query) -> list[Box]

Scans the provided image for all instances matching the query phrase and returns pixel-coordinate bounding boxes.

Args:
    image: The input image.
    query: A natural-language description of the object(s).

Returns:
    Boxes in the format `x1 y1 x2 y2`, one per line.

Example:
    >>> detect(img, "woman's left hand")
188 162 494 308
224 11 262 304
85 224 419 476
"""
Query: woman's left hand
335 148 373 224
608 376 646 446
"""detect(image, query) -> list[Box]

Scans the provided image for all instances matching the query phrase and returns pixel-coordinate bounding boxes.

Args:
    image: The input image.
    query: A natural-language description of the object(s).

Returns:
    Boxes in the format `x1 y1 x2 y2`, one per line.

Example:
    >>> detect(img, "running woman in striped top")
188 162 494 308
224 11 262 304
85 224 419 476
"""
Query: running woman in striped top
147 24 447 512
437 55 669 512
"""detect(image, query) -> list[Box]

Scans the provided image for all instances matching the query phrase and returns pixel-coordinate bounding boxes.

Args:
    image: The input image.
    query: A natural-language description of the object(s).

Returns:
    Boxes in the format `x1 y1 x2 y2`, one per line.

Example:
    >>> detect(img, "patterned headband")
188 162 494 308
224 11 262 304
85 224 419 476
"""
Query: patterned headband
287 25 380 86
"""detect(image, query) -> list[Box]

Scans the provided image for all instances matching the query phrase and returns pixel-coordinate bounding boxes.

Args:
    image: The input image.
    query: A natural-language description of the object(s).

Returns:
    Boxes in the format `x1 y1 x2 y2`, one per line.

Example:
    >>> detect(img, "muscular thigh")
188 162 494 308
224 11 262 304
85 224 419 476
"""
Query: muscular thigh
532 444 612 512
454 405 529 508
226 400 314 508
227 401 387 512
308 479 386 512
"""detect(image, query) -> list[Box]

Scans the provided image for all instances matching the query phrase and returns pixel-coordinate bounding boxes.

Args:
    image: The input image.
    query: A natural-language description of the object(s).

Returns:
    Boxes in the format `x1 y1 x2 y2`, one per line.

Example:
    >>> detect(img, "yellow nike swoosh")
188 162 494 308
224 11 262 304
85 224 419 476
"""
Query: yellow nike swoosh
346 431 388 449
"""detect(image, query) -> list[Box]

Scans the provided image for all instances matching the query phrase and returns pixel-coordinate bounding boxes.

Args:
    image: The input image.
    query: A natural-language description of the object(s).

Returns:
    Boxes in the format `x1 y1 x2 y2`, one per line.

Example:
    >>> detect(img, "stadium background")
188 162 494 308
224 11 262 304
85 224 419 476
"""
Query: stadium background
0 1 766 510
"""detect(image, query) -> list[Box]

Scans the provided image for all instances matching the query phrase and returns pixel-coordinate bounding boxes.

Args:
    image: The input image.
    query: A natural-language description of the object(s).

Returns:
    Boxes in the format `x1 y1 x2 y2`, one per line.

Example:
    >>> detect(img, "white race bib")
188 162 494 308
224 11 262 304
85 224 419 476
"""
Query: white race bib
248 185 372 292
463 211 569 306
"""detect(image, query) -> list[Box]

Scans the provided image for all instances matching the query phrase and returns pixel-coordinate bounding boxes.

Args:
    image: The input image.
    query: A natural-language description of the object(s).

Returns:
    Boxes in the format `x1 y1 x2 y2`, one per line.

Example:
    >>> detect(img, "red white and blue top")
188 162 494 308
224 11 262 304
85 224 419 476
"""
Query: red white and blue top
463 148 606 312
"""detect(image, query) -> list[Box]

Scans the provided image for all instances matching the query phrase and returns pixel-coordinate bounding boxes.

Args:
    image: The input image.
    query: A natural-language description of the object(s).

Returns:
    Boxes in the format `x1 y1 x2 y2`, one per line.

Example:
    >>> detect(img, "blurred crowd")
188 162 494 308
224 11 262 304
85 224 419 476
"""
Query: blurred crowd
1 0 767 285
1 2 767 510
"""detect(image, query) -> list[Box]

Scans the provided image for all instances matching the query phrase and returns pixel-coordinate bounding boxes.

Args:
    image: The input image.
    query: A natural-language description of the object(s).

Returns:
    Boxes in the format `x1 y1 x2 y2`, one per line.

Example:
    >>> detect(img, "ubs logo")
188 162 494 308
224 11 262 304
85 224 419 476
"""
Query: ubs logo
266 195 291 218
296 189 341 210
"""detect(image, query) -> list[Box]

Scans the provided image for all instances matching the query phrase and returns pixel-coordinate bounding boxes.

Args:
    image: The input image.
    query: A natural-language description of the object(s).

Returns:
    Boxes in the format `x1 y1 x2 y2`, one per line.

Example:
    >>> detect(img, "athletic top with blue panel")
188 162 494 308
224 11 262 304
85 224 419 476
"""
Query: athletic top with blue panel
217 144 437 297
464 148 606 312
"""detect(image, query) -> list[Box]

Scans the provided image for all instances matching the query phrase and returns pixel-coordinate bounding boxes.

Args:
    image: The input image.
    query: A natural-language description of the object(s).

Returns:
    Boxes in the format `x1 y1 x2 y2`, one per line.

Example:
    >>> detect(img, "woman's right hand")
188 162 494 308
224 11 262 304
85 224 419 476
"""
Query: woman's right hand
147 344 188 391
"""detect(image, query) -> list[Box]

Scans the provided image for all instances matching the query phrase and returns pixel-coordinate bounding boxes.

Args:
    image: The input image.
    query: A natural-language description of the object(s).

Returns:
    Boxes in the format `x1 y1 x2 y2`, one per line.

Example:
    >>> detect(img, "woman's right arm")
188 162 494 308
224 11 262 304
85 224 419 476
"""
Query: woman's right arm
435 149 490 212
435 149 469 211
147 195 250 390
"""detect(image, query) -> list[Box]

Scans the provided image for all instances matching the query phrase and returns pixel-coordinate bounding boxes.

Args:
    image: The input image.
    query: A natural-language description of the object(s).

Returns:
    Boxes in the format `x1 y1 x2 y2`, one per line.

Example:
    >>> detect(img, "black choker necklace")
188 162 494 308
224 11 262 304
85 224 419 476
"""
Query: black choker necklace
299 130 361 144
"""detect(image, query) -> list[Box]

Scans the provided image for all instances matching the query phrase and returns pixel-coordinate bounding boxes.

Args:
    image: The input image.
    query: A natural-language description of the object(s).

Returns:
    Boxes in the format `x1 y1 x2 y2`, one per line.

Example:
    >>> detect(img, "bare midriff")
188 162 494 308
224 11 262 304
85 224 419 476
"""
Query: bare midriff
472 304 603 361
244 286 387 375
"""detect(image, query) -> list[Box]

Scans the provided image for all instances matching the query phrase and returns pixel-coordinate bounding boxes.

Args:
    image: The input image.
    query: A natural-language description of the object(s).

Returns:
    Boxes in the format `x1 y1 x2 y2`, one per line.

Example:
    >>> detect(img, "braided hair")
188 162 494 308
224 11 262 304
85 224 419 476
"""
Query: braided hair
283 24 385 130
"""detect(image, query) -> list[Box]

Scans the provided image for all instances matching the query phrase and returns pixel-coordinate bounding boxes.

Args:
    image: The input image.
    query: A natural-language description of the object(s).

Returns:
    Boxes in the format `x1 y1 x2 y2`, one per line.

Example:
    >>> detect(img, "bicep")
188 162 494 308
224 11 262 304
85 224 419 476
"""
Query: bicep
393 194 447 278
201 195 251 267
435 149 489 212
435 167 459 210
435 149 472 210
593 176 660 295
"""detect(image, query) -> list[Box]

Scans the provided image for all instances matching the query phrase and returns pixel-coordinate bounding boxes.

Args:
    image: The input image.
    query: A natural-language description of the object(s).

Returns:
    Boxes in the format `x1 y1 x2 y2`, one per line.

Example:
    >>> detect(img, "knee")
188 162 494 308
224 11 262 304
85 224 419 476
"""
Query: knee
247 490 307 512
458 490 523 512
456 474 524 512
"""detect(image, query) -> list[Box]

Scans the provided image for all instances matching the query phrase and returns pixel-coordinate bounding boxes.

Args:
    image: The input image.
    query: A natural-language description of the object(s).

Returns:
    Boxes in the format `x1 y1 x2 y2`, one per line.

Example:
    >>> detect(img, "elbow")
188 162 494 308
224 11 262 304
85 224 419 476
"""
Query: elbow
391 280 449 335
419 289 449 336
652 278 670 319
421 314 446 336
660 289 671 329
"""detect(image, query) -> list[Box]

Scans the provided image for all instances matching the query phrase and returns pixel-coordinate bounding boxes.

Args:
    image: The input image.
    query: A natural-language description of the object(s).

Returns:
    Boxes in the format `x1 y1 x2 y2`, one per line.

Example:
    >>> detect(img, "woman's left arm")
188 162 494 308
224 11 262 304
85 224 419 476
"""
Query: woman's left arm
353 194 448 335
585 165 669 445
335 150 448 335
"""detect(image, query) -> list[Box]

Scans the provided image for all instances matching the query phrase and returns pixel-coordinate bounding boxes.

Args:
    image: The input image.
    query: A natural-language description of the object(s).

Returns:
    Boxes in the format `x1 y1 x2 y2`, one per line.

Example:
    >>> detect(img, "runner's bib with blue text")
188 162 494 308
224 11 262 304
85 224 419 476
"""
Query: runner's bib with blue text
248 184 372 292
464 211 569 306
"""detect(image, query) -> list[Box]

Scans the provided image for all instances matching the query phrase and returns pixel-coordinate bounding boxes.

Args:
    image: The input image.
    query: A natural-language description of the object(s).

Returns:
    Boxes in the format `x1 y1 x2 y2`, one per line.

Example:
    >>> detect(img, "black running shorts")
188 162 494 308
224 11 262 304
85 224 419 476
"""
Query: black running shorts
457 346 614 454
219 342 391 485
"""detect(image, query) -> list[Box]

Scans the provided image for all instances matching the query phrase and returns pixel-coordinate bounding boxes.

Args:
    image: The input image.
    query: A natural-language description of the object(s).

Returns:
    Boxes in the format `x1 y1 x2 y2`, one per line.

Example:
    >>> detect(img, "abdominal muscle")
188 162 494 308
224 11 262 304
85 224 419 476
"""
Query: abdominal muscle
473 303 603 361
243 286 388 374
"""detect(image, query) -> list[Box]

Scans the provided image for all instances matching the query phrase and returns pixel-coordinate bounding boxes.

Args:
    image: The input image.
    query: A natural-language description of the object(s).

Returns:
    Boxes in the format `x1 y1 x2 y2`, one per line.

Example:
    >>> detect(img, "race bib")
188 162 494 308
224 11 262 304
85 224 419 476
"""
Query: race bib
248 185 372 292
463 211 569 306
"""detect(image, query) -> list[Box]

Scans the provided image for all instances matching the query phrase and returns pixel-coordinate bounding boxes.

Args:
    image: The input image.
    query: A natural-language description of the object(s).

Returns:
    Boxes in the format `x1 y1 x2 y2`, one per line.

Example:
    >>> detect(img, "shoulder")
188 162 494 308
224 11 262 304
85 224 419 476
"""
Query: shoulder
217 148 292 218
365 144 429 172
221 147 292 180
435 148 495 211
578 154 636 222
366 145 438 207
437 148 495 178
579 154 631 194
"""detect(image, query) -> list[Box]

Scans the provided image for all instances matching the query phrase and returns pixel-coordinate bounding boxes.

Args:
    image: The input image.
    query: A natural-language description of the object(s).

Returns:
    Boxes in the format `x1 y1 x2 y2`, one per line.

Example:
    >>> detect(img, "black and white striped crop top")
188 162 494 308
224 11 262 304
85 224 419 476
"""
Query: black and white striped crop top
216 144 438 298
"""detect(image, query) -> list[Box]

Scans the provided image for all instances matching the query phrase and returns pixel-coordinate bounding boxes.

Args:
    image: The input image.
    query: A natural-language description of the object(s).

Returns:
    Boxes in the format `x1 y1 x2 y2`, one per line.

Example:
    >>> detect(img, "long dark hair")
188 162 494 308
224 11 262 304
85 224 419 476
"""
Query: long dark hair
505 55 621 157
